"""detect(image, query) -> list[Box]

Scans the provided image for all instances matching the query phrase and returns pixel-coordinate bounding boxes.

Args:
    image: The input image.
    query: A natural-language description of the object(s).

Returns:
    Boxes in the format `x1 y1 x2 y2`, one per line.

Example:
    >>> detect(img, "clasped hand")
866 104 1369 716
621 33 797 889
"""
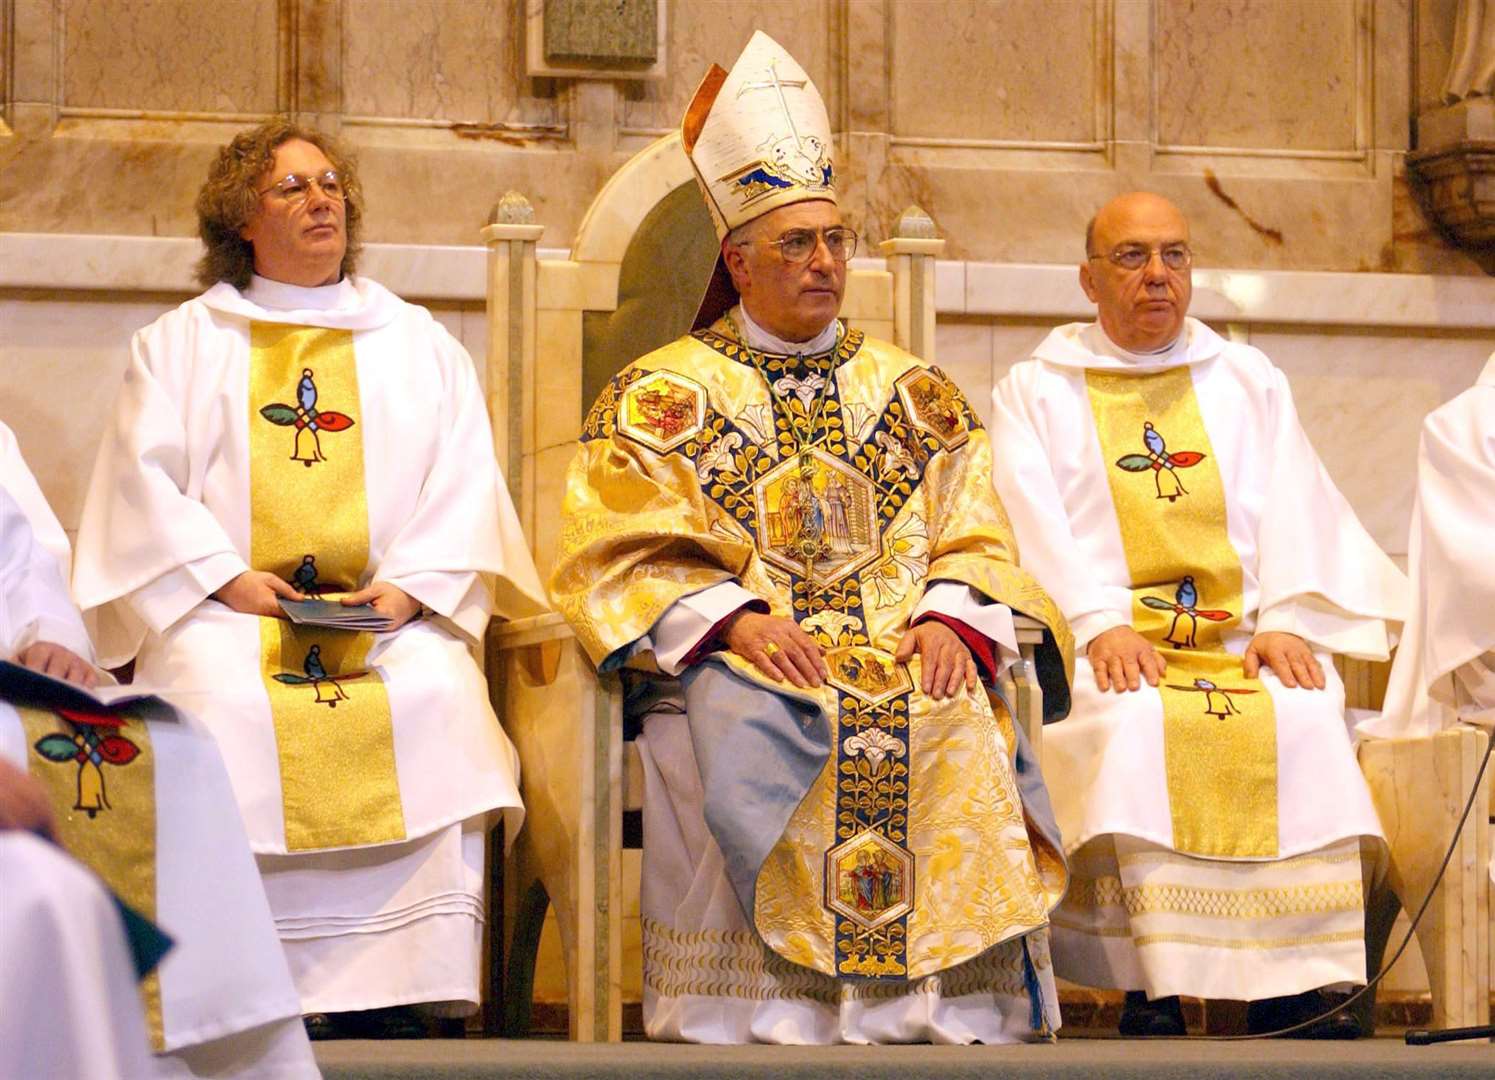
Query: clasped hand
212 571 420 631
721 611 977 700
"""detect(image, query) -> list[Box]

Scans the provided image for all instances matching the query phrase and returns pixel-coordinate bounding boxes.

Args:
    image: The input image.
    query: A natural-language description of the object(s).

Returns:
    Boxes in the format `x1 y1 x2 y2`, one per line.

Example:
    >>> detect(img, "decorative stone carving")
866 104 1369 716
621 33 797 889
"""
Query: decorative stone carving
1409 1 1495 251
1405 142 1495 247
491 190 537 227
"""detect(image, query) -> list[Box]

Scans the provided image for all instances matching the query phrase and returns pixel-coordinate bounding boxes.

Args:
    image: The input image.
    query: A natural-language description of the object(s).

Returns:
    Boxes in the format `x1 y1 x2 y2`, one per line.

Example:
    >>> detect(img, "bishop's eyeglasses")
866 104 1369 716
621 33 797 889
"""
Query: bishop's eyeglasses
757 227 859 265
1089 243 1192 272
258 170 346 204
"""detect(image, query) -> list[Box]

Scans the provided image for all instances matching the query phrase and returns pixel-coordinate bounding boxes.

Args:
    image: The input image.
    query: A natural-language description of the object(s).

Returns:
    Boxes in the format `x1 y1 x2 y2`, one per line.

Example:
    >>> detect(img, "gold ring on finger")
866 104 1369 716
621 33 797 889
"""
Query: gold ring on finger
763 642 781 658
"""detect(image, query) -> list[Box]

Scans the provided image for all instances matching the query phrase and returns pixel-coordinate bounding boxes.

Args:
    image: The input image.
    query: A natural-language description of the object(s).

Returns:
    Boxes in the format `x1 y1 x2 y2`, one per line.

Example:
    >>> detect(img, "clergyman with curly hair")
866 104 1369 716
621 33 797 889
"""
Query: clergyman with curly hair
73 118 545 1041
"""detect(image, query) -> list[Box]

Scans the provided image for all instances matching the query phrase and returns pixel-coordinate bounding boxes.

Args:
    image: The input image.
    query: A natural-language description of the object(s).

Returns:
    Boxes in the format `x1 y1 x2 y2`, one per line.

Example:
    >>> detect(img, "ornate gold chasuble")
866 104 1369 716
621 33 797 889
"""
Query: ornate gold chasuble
1084 367 1279 858
248 323 404 851
555 323 1072 983
20 705 164 1047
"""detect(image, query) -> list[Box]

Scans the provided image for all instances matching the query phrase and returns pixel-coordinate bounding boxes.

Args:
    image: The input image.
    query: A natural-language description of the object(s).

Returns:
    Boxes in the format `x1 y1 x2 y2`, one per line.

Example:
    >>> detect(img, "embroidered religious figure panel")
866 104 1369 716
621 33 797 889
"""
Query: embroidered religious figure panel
572 324 1068 982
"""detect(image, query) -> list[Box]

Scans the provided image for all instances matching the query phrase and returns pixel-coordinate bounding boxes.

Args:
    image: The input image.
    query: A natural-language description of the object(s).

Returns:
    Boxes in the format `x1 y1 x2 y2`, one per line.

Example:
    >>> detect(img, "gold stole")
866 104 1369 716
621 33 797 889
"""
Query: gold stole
1085 367 1278 858
249 323 404 851
19 707 164 1048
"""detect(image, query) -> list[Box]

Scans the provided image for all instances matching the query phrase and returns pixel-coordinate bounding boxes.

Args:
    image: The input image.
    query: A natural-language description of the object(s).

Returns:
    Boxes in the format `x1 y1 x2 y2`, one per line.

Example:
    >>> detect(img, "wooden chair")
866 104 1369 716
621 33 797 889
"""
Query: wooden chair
487 612 1052 1041
1359 726 1491 1031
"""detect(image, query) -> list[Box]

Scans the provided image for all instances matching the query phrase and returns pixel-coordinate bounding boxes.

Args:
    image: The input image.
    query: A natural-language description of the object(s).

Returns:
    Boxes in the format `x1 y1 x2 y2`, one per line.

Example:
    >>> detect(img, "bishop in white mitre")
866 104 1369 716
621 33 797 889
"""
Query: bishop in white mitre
72 120 544 1037
990 193 1407 1037
0 419 319 1077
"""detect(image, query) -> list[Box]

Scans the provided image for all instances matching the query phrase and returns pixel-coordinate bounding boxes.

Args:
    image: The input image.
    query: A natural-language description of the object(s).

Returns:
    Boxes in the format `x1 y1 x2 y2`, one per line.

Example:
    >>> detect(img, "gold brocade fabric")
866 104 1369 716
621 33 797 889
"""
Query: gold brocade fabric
20 706 164 1048
1084 368 1278 858
248 323 404 851
554 324 1072 981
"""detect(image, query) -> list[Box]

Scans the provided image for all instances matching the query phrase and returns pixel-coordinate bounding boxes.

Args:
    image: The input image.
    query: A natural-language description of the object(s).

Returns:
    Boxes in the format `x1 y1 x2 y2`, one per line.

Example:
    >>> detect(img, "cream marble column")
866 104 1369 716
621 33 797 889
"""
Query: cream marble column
879 205 945 363
8 0 59 135
482 191 545 547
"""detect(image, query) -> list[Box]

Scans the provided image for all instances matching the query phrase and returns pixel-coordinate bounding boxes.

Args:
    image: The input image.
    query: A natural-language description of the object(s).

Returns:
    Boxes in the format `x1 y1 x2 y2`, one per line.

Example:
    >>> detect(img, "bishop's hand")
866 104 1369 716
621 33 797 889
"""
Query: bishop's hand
721 610 826 689
16 641 98 689
894 621 978 700
1243 631 1325 690
1087 625 1166 693
213 570 306 617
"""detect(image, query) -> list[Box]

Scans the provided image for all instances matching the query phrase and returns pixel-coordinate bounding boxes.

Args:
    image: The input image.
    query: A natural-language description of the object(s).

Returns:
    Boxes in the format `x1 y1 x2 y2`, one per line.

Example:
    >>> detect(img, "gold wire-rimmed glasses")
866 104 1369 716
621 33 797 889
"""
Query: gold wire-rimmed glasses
257 170 346 204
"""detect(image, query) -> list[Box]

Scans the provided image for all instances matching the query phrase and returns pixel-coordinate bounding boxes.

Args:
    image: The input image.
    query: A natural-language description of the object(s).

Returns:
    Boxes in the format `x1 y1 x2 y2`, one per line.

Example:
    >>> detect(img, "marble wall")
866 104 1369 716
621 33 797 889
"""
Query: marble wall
0 0 1486 273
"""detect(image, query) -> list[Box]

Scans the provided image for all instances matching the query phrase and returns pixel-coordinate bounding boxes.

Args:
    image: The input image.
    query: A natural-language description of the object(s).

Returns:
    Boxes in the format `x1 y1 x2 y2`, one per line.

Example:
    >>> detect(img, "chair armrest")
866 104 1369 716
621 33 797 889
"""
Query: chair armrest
1011 613 1047 647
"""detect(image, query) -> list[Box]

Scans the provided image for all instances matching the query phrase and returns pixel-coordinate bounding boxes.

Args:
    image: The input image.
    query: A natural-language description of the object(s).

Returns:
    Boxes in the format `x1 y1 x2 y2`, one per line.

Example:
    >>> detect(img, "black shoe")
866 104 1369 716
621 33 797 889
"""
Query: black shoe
340 1005 429 1040
1246 989 1363 1039
302 1013 339 1041
1119 990 1187 1036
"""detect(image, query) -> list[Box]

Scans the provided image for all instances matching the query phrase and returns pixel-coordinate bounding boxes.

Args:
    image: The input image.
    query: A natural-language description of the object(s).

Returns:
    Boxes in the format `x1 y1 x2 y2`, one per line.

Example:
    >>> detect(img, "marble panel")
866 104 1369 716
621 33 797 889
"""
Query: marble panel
1155 0 1360 151
61 0 279 114
1246 326 1492 556
616 0 833 135
890 0 1100 144
933 319 993 410
342 0 559 125
0 295 180 531
989 319 1069 413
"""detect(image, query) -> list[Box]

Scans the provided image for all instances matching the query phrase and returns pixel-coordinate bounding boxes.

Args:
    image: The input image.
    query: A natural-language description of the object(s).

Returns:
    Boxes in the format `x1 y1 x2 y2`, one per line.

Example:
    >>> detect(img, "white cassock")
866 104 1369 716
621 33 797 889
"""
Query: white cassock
0 439 318 1078
1362 354 1495 884
71 275 545 1015
991 319 1406 1001
1366 353 1495 739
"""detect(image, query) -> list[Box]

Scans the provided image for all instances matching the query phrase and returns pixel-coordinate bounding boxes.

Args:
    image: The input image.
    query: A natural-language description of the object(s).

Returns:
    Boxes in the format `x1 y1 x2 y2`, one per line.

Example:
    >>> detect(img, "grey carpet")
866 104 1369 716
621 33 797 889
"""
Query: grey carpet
316 1037 1494 1080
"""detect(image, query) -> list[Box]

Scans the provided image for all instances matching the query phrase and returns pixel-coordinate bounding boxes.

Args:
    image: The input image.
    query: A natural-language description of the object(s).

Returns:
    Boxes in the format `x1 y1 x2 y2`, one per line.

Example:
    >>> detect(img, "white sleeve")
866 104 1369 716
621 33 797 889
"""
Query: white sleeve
1254 595 1390 659
912 581 1019 676
0 489 95 662
651 581 764 676
127 552 248 636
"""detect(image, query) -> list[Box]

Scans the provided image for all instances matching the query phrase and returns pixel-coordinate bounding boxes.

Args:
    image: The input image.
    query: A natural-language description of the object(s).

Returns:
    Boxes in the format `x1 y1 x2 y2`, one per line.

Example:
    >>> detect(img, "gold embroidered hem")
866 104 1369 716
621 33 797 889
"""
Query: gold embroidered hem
20 706 163 1049
1049 835 1370 1000
644 916 1036 1003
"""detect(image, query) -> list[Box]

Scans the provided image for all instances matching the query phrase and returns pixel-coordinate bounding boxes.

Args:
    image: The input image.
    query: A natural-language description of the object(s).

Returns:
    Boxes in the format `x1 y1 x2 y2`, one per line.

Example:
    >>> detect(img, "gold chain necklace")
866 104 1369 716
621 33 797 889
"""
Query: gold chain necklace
725 311 845 583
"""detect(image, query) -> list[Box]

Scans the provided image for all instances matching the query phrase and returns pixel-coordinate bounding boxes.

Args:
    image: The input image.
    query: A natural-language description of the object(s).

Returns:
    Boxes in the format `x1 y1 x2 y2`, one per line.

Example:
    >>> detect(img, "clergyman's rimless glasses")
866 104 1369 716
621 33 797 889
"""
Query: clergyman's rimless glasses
1087 244 1193 271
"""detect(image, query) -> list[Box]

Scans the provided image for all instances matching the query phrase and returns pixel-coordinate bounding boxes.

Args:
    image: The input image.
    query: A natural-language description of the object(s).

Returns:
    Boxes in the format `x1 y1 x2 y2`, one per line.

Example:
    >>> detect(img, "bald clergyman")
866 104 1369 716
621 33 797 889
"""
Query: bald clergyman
990 192 1407 1038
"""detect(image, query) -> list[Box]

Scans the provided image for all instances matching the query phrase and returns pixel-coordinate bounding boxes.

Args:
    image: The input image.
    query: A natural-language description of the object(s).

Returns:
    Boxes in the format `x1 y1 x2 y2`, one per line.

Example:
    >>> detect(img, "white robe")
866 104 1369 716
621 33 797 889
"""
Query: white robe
71 275 544 1014
991 318 1405 1000
1365 353 1495 739
0 453 318 1077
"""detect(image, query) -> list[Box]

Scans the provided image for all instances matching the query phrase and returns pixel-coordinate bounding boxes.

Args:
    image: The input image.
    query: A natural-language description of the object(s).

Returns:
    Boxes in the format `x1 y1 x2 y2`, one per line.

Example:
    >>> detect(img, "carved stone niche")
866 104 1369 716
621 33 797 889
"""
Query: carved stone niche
1408 2 1495 249
1406 135 1495 248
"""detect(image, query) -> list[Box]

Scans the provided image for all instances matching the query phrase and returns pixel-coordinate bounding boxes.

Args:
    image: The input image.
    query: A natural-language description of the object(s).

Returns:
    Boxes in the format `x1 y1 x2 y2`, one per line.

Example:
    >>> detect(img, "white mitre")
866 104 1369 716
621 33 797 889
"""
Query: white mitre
682 30 837 329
